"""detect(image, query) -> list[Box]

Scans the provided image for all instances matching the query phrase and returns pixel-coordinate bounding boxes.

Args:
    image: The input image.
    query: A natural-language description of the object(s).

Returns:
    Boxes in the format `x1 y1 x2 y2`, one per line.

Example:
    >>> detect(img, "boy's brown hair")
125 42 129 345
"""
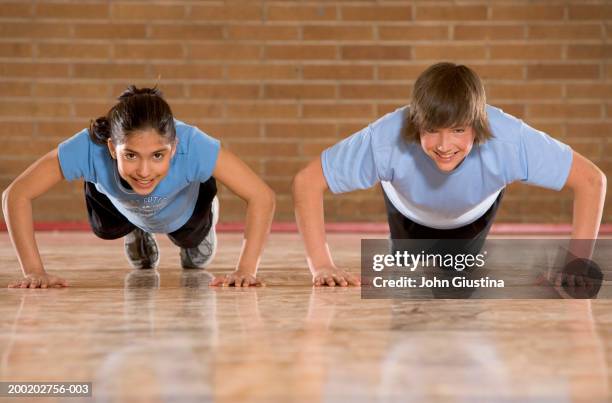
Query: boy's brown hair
404 62 493 144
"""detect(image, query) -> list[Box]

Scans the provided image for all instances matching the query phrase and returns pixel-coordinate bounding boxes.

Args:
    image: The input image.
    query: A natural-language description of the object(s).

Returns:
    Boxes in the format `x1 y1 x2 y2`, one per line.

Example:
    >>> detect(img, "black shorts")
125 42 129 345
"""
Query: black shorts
84 178 217 248
383 188 505 255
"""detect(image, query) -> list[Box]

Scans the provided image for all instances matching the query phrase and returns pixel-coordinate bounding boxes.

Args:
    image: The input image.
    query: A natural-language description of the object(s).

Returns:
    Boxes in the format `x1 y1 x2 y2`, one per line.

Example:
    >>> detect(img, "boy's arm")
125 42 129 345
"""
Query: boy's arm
209 147 275 287
562 150 607 259
293 156 360 287
2 148 68 288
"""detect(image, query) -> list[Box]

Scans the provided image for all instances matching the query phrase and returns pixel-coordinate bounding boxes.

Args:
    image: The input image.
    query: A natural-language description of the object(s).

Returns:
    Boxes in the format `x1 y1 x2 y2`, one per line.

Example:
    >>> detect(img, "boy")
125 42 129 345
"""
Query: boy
293 62 606 287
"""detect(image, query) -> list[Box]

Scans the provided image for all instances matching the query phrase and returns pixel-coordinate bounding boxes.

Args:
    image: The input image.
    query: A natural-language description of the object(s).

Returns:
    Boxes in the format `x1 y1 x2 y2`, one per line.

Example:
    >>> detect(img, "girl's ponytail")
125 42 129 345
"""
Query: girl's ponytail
89 116 111 145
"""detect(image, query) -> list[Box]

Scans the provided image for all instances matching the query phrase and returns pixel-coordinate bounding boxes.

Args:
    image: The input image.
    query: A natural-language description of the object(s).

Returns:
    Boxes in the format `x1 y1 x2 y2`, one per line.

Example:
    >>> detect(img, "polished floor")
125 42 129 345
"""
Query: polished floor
0 232 611 403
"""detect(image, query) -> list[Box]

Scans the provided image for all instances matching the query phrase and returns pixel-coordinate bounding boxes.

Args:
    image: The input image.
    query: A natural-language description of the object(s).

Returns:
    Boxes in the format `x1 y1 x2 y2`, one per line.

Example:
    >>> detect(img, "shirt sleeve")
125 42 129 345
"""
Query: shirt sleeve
519 120 573 190
186 126 221 182
321 125 385 194
57 129 95 182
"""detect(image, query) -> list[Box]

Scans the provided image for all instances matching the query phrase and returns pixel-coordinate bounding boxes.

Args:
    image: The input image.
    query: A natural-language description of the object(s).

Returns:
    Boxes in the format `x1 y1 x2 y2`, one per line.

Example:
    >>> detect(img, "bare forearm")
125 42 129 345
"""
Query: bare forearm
294 183 336 274
2 192 46 275
572 186 605 239
292 158 363 287
569 180 606 260
236 194 275 275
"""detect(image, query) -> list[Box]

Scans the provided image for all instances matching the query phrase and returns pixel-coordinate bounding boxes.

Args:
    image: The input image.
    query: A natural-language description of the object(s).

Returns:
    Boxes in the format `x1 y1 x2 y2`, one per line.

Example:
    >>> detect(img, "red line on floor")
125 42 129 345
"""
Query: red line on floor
1 221 611 235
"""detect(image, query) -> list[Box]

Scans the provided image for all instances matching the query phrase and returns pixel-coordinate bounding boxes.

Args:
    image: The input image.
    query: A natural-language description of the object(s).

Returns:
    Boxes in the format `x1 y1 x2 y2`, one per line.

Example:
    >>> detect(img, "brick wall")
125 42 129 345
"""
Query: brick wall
0 0 610 224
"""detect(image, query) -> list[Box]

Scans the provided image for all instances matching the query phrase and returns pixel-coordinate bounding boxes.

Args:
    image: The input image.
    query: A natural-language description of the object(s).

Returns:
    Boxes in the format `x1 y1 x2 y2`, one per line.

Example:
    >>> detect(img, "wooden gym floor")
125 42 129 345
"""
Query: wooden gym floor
0 232 610 402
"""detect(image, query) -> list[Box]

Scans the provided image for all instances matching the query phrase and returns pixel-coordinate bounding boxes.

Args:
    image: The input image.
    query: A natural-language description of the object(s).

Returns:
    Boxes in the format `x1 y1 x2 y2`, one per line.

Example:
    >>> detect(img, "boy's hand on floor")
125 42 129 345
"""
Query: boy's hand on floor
8 272 68 289
312 267 361 287
210 270 265 287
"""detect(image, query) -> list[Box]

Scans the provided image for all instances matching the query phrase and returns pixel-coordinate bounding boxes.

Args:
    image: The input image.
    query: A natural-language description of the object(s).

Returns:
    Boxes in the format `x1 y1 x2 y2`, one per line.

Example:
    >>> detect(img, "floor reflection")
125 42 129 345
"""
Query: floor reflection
0 233 610 402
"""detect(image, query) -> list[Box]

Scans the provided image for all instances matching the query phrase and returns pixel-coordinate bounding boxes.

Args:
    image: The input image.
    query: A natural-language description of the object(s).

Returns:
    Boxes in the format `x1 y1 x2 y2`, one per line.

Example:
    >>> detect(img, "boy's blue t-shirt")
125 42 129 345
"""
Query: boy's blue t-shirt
321 105 573 229
58 120 220 233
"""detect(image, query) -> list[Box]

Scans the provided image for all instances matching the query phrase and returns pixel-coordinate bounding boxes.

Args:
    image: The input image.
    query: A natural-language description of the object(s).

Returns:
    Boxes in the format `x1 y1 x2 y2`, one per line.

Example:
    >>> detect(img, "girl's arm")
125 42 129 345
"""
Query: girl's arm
2 149 68 288
293 156 361 287
209 147 275 287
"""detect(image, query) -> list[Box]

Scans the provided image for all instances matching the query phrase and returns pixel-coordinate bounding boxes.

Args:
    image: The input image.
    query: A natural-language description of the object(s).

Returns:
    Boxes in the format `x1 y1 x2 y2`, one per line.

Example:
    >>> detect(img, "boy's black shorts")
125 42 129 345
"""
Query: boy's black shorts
383 188 505 255
84 178 217 249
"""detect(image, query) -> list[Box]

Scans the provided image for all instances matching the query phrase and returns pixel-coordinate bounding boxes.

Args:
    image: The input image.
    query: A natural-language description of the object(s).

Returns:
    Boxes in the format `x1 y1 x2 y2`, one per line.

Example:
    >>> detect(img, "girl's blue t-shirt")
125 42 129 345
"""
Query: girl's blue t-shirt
57 120 220 233
321 105 573 227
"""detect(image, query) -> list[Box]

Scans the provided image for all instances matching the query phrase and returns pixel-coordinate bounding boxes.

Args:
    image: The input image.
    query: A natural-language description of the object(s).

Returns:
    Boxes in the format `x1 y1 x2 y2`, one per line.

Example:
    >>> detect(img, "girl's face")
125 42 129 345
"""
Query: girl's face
420 125 475 172
107 129 176 195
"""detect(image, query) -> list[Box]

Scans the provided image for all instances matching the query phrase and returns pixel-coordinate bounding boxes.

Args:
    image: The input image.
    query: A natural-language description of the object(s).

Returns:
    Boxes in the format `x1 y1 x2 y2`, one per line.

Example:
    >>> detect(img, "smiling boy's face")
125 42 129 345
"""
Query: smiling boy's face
419 125 476 172
107 129 176 195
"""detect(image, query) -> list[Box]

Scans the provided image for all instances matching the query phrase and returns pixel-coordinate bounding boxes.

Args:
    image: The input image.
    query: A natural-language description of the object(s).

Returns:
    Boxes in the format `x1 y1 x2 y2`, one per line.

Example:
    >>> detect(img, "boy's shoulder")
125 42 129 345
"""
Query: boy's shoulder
485 105 524 145
368 106 411 150
370 105 409 134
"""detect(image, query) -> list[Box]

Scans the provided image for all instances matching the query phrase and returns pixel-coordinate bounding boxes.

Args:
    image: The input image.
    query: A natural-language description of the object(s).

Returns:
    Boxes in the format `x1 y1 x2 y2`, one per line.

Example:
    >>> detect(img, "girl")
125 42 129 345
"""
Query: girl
293 62 606 287
3 86 275 288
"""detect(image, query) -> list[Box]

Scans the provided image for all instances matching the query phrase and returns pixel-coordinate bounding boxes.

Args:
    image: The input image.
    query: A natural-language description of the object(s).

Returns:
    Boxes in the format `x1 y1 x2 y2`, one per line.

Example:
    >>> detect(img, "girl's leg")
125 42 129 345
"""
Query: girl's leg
84 182 135 239
167 177 217 249
84 182 158 269
168 178 219 269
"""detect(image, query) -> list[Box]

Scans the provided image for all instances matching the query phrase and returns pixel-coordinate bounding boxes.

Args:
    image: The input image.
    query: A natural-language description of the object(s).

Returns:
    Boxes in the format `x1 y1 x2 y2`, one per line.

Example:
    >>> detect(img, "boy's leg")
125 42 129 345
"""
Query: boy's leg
167 178 218 268
84 182 158 269
383 189 505 254
383 189 505 297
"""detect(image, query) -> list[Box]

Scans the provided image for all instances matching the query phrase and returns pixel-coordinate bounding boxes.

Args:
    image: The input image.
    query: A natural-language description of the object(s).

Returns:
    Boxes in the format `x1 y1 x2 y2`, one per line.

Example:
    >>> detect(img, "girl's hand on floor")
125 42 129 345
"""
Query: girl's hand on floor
8 272 68 289
210 270 265 287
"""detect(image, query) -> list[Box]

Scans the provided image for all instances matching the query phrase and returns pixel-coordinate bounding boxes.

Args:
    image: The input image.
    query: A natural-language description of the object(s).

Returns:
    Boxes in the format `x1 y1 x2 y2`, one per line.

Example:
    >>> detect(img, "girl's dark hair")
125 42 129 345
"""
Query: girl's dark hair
404 62 493 144
89 85 176 146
